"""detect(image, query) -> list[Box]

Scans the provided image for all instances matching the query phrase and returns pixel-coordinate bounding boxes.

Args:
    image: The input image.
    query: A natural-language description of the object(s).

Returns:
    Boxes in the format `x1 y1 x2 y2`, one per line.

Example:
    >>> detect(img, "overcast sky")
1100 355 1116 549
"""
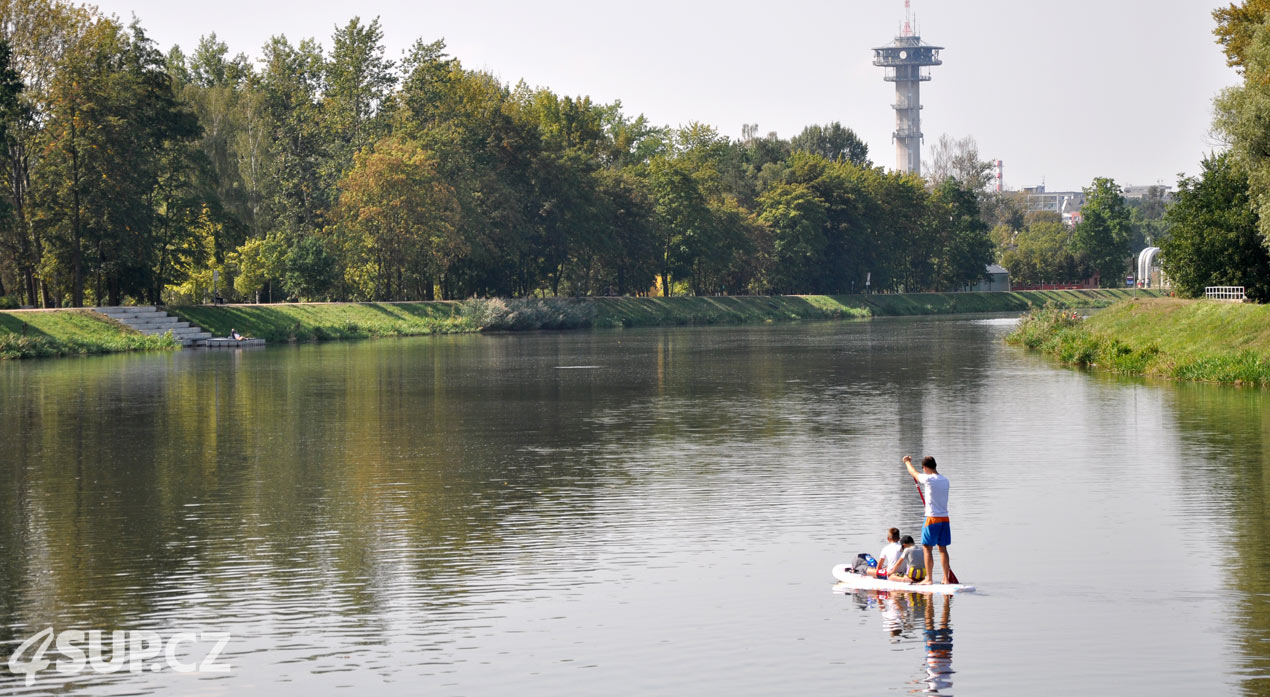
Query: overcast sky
89 0 1238 192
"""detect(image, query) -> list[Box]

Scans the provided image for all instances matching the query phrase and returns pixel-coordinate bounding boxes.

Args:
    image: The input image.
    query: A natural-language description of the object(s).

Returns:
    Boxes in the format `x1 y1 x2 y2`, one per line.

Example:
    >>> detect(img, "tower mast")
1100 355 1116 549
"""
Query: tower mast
873 2 942 175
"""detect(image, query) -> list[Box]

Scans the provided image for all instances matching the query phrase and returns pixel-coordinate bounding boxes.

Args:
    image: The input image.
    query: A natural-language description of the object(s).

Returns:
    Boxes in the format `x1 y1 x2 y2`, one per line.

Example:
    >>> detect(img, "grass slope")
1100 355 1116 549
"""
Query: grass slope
0 290 1160 360
0 310 178 359
1007 298 1270 385
172 301 472 343
172 290 1156 339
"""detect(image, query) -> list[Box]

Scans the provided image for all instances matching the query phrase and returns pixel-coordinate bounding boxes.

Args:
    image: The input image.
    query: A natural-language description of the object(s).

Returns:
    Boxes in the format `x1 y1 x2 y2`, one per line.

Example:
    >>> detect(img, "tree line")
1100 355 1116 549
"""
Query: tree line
0 0 1189 309
1159 0 1270 302
0 1 1010 307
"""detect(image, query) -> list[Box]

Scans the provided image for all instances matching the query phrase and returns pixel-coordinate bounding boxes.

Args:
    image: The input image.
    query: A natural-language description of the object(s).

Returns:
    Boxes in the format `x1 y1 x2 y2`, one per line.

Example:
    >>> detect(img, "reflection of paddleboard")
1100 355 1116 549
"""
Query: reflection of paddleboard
832 564 975 595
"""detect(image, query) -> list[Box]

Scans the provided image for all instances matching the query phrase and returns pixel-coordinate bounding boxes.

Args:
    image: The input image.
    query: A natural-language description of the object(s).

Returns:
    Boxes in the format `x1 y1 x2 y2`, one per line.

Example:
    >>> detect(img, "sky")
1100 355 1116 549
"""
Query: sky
87 0 1240 192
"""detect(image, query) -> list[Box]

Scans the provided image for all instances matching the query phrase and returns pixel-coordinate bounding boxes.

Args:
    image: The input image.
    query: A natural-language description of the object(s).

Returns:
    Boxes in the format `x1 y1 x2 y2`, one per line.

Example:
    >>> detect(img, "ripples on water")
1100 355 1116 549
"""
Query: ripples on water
1 316 1268 696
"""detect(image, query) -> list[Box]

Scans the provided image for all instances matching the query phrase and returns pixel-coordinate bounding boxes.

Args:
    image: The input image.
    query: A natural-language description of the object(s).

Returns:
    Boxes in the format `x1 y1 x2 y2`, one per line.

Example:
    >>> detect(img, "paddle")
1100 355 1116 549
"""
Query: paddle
911 471 959 585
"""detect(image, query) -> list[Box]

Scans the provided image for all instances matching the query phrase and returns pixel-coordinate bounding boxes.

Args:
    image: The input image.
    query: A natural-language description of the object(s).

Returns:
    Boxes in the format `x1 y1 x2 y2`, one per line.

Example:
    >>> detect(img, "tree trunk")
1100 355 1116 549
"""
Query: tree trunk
69 119 84 308
22 268 35 307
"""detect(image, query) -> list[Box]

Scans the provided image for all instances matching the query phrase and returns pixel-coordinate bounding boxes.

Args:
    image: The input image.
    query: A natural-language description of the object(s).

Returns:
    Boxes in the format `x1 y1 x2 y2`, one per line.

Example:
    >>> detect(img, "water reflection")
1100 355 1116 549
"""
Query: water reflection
847 591 955 694
917 595 954 695
1165 382 1270 696
1 318 1268 696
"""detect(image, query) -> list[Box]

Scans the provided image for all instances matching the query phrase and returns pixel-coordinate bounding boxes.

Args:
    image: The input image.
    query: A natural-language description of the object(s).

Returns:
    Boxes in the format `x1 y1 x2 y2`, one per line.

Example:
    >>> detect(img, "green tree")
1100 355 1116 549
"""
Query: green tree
868 169 929 292
789 122 869 167
331 135 462 300
36 18 204 306
258 35 327 240
0 37 24 298
323 17 396 178
1072 177 1133 288
1161 152 1270 300
927 178 994 290
0 0 94 306
757 182 827 294
589 169 657 295
281 234 337 301
1213 3 1270 243
1214 0 1270 69
646 156 712 296
1125 185 1171 251
999 219 1085 287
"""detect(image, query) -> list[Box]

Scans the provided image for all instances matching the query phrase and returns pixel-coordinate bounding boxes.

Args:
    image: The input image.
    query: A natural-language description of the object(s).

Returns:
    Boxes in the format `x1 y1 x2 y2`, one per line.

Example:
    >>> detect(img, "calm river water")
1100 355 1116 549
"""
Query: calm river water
1 315 1268 696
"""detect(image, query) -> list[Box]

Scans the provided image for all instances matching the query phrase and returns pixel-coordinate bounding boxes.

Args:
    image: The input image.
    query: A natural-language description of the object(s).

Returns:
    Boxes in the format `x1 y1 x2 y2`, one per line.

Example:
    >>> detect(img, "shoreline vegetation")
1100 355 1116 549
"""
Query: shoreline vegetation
0 289 1153 360
0 310 179 359
1007 298 1270 386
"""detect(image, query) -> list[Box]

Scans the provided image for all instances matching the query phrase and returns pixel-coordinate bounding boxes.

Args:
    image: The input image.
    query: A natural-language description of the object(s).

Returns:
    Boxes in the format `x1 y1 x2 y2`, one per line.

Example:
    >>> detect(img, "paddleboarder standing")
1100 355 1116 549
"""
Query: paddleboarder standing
904 455 953 585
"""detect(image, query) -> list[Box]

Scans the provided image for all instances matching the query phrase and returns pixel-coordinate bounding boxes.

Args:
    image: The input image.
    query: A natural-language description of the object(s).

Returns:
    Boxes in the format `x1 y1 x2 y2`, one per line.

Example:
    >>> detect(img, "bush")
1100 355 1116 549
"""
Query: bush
459 297 597 331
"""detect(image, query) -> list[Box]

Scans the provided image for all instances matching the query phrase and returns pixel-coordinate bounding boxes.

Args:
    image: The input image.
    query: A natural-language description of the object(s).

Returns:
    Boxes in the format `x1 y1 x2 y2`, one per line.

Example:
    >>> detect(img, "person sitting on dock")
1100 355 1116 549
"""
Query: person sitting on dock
230 328 246 341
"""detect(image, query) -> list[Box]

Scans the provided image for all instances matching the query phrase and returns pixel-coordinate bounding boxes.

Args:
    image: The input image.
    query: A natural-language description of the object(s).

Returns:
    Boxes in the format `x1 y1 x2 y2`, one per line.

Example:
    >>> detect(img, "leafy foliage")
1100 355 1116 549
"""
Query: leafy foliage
0 1 1034 307
1161 152 1270 300
1073 178 1133 287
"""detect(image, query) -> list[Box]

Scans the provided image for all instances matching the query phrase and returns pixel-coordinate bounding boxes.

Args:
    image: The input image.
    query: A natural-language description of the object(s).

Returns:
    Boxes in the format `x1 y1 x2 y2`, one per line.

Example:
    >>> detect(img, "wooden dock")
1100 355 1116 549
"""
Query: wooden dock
205 338 266 349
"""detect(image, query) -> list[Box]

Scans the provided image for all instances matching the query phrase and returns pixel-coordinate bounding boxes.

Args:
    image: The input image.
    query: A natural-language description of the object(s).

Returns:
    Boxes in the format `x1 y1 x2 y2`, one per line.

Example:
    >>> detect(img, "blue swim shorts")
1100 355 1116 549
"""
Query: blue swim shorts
922 517 951 547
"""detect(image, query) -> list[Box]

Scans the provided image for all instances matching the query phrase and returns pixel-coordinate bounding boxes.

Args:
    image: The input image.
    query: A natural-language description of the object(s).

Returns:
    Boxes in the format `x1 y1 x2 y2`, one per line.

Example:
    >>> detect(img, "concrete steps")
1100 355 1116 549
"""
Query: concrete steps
94 306 211 347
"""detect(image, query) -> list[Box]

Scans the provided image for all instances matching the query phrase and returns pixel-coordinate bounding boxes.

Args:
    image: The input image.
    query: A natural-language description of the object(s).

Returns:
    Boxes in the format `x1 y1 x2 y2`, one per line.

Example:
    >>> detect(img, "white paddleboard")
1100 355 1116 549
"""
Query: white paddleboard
832 563 975 595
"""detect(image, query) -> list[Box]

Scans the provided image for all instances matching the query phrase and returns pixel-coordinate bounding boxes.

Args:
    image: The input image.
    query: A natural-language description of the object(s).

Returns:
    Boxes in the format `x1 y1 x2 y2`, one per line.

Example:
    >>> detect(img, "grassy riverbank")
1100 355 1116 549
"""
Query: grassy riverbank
172 290 1154 342
1007 298 1270 385
0 289 1156 360
0 310 178 359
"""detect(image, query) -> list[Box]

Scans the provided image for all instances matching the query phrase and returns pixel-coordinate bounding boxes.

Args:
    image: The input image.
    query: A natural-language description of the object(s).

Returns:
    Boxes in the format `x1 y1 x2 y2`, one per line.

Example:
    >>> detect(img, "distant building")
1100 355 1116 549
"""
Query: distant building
1022 185 1085 226
1122 185 1173 203
970 264 1011 292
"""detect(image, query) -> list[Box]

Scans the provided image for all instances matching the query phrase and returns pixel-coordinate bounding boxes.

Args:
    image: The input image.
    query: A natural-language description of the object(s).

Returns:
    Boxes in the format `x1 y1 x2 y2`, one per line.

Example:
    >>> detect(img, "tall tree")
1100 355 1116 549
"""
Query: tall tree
324 17 396 179
646 156 712 296
925 134 992 192
1214 2 1270 243
1162 152 1270 300
757 181 828 294
589 168 657 295
331 134 461 300
36 18 204 305
0 37 24 298
1072 177 1133 288
259 35 327 241
1214 0 1270 70
999 219 1086 287
927 178 994 290
0 0 93 306
790 122 869 167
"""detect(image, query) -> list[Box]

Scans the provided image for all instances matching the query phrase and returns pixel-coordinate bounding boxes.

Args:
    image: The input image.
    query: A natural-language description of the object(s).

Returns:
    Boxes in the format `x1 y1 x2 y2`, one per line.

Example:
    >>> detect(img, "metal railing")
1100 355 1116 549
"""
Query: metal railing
1205 286 1245 301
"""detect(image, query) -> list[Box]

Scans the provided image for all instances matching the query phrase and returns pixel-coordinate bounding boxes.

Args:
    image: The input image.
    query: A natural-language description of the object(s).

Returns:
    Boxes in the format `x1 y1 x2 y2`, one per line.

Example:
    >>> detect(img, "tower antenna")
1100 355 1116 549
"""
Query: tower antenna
873 1 943 174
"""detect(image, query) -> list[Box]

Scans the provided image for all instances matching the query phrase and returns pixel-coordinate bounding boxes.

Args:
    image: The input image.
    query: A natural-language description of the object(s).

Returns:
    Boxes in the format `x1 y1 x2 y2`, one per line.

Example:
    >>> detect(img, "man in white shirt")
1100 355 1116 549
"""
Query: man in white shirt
904 455 952 585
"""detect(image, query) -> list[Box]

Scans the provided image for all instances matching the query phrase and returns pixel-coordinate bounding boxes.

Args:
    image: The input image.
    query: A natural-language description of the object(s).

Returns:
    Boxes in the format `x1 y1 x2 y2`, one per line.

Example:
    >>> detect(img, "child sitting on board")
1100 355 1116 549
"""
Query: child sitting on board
886 535 927 583
851 528 903 578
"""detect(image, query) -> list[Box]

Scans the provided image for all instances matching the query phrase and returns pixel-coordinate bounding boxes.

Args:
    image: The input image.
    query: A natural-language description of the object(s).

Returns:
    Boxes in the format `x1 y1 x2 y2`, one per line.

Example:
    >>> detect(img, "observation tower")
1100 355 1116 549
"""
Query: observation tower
873 1 943 174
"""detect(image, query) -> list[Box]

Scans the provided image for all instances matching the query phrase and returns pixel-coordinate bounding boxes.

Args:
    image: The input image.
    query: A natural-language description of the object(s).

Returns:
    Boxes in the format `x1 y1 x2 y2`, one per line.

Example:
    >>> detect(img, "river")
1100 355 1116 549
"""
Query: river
1 315 1267 696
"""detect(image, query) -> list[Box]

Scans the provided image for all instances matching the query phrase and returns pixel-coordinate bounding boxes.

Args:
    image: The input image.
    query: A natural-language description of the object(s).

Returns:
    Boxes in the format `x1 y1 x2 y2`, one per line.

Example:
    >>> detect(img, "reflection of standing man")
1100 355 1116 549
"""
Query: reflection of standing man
922 595 954 693
904 455 952 585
